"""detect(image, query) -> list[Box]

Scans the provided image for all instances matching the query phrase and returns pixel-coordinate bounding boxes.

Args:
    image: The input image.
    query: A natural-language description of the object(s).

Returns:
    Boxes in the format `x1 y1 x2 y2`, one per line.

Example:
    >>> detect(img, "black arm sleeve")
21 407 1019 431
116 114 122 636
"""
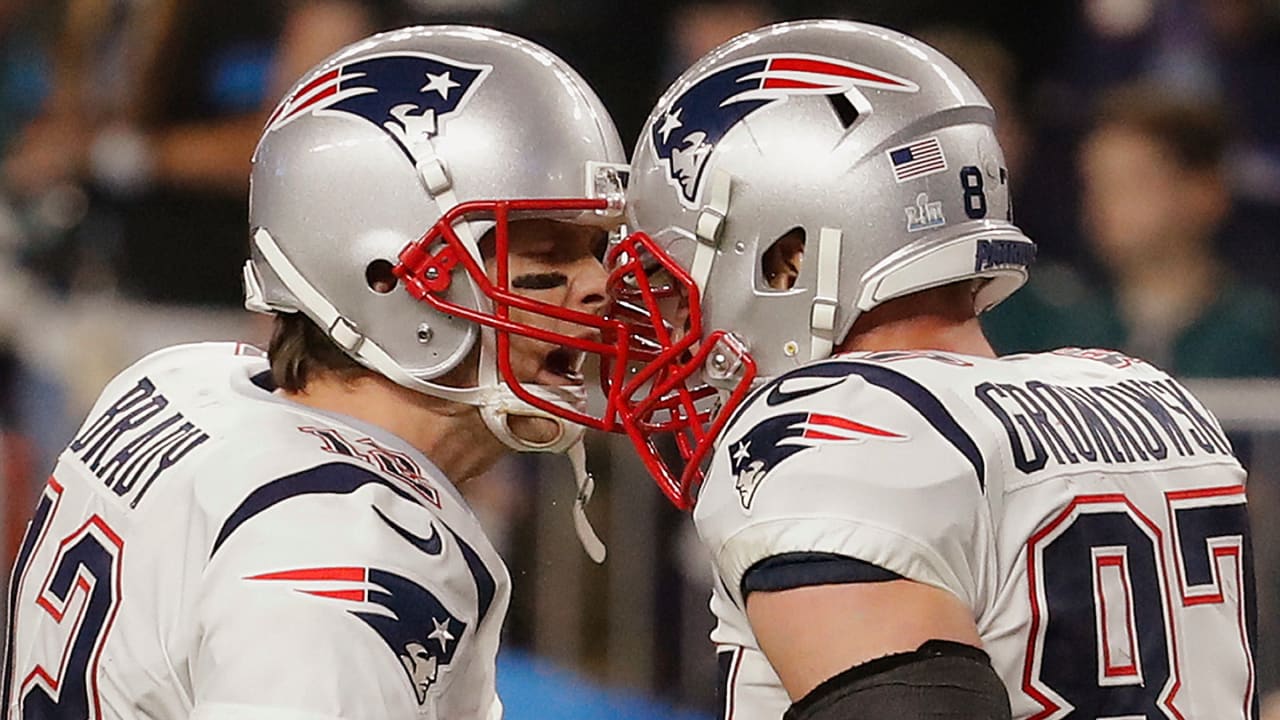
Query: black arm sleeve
783 640 1011 720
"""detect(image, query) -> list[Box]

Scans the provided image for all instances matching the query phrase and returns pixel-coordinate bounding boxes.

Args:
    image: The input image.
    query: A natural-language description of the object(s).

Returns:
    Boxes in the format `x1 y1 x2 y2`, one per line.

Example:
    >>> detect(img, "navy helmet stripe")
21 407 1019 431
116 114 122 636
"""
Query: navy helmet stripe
211 462 422 558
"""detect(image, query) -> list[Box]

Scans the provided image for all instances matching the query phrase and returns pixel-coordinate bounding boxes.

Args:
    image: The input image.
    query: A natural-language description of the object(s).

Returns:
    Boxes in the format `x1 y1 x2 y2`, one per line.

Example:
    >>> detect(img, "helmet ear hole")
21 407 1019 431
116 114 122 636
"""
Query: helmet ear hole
761 227 806 291
365 259 399 294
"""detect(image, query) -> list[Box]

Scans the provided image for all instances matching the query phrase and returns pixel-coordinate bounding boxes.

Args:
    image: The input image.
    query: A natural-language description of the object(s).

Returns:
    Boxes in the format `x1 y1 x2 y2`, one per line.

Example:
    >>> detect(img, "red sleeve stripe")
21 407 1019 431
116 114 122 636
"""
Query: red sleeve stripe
301 588 367 602
808 413 904 437
247 566 365 582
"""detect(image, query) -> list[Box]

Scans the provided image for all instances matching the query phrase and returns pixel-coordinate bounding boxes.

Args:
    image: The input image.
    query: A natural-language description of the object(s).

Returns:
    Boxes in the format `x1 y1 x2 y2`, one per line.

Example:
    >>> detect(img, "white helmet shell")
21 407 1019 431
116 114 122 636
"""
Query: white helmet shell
627 19 1035 386
245 25 628 453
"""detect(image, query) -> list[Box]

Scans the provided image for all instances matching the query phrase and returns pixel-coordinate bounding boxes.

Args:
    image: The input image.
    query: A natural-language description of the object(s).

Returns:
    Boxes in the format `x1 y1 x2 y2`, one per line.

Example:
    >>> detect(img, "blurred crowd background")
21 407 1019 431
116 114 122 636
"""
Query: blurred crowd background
2 0 1280 717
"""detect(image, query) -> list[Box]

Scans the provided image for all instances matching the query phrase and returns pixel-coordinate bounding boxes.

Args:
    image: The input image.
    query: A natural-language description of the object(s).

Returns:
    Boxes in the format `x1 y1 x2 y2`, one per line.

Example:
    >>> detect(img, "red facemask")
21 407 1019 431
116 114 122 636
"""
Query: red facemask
599 230 757 509
395 207 757 509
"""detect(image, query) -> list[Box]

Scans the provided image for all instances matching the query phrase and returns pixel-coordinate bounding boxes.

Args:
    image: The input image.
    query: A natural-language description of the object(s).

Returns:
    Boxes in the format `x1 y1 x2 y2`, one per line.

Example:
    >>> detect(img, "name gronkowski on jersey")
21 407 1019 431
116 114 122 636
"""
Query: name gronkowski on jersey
3 343 510 720
696 348 1254 720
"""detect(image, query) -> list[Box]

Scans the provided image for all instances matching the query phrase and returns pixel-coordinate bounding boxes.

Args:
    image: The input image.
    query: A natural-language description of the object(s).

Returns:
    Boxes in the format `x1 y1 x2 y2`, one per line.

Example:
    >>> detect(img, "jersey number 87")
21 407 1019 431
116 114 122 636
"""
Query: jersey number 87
1025 488 1255 719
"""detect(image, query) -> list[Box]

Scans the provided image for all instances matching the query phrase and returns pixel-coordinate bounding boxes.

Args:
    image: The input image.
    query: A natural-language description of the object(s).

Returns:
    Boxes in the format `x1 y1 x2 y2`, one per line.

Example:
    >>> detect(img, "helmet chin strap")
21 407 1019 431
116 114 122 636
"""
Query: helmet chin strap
473 329 607 564
809 227 843 361
473 376 607 564
474 327 583 453
568 439 607 563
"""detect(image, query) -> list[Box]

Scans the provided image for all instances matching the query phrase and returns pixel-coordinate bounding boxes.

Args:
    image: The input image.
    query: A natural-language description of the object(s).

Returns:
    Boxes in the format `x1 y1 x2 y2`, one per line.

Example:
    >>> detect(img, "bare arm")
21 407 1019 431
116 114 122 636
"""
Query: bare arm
746 578 983 701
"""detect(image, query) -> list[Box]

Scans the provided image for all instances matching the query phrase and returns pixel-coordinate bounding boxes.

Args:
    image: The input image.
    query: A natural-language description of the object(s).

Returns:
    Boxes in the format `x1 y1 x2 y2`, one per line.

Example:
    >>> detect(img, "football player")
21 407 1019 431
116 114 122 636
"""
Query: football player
594 20 1257 720
2 26 626 719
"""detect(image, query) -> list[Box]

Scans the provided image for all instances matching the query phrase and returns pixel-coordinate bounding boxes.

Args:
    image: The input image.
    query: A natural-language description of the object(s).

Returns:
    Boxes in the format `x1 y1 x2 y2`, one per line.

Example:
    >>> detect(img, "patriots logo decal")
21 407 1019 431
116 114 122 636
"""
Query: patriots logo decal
729 412 905 510
651 53 918 207
247 566 467 705
265 52 492 162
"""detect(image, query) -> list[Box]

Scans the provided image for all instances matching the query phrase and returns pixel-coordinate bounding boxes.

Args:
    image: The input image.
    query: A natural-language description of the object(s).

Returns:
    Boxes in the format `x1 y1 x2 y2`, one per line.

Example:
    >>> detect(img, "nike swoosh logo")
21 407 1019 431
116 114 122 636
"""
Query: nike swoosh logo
373 506 442 555
766 378 845 406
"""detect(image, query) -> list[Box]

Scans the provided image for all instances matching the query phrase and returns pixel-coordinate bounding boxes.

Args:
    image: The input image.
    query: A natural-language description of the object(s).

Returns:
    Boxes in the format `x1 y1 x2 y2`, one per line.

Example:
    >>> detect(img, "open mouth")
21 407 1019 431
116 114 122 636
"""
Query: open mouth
542 346 586 385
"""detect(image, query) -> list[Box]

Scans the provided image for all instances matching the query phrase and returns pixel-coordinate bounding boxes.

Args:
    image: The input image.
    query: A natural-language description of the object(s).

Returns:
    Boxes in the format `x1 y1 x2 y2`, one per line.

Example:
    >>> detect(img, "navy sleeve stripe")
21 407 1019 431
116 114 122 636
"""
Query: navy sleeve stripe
726 360 986 490
841 362 985 489
443 524 496 623
741 552 903 597
211 462 422 558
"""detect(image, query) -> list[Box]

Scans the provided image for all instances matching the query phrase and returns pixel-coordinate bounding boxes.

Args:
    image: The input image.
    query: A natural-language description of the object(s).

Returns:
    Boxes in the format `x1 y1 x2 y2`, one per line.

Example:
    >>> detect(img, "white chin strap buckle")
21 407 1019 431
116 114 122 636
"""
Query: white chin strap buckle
568 440 606 563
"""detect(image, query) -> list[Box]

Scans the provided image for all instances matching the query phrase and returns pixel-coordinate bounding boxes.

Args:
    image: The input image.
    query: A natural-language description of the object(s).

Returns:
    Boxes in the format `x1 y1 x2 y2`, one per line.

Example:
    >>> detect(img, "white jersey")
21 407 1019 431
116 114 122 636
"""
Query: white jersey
3 343 510 720
697 349 1255 720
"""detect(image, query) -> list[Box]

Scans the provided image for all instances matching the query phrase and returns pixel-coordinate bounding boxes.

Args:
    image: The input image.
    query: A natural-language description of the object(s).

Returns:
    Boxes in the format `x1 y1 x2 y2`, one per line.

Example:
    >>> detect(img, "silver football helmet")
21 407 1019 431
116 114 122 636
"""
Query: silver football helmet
604 20 1036 507
243 26 629 457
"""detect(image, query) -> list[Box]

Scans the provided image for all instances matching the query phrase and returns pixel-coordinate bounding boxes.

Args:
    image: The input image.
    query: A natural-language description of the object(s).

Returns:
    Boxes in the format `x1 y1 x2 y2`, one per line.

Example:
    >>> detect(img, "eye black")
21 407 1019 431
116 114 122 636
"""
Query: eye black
511 272 568 290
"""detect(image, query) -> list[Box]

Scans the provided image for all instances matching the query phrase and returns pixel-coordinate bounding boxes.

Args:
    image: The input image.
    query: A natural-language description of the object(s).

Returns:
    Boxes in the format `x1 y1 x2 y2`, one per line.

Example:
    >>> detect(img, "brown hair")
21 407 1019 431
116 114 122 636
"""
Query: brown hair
1092 84 1230 173
267 312 369 392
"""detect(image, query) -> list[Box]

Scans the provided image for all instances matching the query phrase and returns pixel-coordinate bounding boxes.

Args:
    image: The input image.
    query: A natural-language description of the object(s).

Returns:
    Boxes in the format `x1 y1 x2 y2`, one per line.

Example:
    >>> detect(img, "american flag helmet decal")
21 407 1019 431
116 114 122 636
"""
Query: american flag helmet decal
887 136 948 183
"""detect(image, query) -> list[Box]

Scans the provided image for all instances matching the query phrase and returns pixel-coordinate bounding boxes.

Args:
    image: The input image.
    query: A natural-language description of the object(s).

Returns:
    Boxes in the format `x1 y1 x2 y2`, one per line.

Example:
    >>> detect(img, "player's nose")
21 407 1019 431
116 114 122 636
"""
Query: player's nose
572 257 609 315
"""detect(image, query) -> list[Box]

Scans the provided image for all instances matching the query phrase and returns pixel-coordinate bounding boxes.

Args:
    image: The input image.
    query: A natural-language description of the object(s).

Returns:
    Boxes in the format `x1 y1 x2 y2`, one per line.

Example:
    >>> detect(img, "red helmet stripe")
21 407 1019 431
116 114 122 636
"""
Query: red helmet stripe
769 57 910 87
762 77 837 91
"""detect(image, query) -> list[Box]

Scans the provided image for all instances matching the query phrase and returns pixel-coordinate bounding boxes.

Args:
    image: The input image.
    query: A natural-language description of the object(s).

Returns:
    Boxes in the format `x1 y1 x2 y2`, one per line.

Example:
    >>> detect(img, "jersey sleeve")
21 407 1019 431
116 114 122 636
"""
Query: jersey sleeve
188 458 475 718
693 364 997 611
